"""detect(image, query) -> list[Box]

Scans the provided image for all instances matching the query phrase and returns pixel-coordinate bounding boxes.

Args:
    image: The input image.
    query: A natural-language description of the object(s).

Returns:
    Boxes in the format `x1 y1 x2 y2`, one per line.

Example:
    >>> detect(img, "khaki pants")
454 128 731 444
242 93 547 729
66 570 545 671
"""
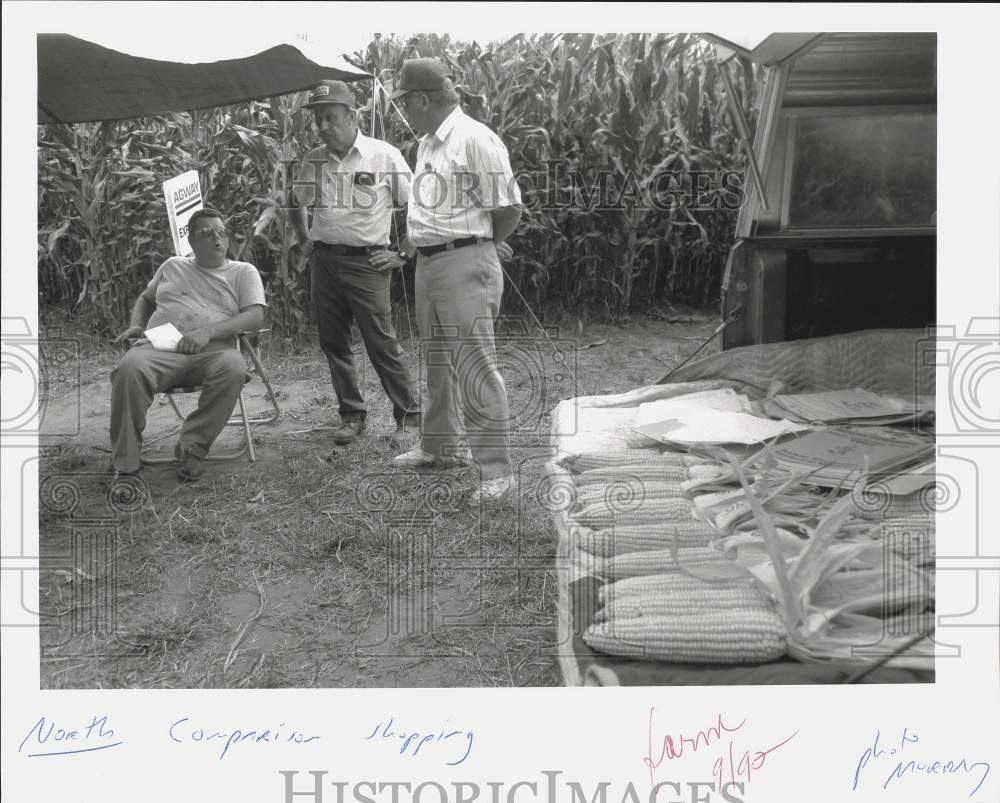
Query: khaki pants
109 343 249 472
415 242 511 480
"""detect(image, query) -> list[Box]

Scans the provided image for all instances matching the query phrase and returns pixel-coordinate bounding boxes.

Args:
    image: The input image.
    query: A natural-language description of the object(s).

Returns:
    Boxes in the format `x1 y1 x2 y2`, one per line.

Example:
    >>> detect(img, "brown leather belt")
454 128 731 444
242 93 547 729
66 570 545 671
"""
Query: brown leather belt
416 237 489 258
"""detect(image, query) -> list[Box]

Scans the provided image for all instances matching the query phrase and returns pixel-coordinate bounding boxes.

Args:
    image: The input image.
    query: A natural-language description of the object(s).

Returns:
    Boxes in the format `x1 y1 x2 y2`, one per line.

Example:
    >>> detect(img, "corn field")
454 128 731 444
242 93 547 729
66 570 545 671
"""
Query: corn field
37 33 761 338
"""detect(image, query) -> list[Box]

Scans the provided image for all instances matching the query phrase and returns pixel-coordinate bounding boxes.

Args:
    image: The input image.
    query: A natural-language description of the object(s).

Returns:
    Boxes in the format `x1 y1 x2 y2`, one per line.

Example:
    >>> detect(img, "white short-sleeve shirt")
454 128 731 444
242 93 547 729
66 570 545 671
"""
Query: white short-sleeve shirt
294 131 412 247
407 107 522 247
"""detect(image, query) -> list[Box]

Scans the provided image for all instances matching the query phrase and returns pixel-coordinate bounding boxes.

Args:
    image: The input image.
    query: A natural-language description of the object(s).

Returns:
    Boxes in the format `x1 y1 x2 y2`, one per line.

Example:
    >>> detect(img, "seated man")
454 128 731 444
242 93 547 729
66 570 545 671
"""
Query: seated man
110 207 267 481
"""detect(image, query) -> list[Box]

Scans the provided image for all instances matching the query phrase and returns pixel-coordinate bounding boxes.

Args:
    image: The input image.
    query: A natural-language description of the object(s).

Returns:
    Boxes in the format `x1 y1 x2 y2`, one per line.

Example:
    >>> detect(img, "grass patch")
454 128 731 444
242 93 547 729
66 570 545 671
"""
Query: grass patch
37 311 719 687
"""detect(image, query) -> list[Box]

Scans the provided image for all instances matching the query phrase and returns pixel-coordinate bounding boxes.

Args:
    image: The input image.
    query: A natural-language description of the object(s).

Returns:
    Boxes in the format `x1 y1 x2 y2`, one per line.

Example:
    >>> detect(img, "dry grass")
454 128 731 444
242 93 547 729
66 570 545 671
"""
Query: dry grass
36 308 719 688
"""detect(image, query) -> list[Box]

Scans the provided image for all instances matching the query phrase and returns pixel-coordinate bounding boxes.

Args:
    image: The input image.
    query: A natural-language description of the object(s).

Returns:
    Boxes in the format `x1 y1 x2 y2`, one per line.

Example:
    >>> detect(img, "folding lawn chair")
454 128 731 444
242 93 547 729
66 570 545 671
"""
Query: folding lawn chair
140 330 281 465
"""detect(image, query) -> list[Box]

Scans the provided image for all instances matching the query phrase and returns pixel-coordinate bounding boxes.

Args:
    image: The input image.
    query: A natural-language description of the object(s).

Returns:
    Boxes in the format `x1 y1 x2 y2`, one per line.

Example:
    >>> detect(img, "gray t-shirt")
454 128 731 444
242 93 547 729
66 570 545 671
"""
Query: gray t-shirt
143 257 267 334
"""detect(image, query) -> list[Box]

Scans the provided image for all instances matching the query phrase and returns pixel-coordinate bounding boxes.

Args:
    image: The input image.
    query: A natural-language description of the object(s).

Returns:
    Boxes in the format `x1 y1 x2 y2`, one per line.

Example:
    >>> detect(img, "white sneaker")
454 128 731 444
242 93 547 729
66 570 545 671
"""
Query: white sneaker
392 448 439 468
468 475 517 504
393 447 471 469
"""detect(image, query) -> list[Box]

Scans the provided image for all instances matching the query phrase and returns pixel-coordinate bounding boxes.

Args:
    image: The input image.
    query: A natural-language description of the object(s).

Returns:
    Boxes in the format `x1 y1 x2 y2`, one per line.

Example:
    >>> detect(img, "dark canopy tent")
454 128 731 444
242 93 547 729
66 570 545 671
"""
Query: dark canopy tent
37 33 371 124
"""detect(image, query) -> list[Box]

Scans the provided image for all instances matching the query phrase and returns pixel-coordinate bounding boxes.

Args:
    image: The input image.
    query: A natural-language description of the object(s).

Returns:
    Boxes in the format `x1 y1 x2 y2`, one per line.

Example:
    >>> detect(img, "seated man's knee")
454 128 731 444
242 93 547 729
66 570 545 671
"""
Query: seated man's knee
111 348 152 384
211 350 250 383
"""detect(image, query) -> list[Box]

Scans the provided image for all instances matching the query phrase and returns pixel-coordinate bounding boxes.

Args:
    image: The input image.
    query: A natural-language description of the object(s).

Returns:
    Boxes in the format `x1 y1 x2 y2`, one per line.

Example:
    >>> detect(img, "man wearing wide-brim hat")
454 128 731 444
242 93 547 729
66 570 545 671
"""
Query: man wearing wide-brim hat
291 80 421 449
382 58 523 503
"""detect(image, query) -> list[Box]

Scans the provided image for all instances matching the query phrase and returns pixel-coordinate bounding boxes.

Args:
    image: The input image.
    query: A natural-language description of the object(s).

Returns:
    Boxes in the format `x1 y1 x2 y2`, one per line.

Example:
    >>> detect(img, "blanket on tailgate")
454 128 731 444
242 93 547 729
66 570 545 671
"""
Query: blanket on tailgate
547 329 935 686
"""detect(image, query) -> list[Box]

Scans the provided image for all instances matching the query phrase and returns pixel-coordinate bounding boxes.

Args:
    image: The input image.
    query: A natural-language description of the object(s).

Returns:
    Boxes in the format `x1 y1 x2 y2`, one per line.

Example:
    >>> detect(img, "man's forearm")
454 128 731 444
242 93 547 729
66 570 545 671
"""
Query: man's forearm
291 205 311 242
128 296 156 329
201 306 266 341
490 206 522 243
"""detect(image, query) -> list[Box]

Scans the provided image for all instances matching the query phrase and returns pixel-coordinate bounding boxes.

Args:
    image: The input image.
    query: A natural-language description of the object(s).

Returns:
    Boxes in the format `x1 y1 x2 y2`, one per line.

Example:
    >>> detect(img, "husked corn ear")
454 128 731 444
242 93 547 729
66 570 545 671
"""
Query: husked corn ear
596 592 770 622
569 451 687 472
573 488 686 513
584 611 787 664
599 521 718 538
595 586 774 622
571 497 695 527
594 575 774 621
600 573 758 602
575 482 686 499
575 466 689 486
600 546 731 580
576 523 717 557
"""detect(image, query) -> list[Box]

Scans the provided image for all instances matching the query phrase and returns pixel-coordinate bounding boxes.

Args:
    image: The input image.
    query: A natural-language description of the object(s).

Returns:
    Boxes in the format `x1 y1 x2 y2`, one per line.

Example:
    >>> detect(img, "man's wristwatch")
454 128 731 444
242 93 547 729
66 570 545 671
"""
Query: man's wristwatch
397 249 410 262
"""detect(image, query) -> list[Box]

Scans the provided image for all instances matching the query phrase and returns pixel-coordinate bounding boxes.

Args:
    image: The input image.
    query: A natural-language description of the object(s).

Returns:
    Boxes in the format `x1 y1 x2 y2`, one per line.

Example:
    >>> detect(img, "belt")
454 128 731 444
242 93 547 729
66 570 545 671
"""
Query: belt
416 237 490 258
314 242 384 256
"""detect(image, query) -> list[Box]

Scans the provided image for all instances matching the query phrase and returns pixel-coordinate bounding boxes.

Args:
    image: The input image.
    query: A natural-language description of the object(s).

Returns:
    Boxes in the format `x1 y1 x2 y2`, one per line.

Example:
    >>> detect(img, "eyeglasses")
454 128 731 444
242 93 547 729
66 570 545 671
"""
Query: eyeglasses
194 226 228 240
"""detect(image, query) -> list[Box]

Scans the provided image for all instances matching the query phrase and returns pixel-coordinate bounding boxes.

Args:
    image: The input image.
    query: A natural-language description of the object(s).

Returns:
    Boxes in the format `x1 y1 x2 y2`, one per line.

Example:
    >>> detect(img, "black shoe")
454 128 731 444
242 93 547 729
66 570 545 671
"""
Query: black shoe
110 463 142 479
333 420 366 445
175 444 205 482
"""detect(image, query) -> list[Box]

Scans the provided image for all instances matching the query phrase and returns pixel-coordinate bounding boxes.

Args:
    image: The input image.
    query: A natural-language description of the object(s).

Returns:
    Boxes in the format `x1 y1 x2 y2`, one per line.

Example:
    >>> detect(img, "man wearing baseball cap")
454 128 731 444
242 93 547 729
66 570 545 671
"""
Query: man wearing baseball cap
385 58 523 503
292 80 421 448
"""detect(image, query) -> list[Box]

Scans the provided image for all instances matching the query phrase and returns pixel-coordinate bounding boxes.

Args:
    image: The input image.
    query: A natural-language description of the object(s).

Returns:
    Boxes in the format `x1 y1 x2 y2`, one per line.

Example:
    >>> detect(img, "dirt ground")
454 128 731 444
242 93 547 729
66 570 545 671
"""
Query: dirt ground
35 310 719 688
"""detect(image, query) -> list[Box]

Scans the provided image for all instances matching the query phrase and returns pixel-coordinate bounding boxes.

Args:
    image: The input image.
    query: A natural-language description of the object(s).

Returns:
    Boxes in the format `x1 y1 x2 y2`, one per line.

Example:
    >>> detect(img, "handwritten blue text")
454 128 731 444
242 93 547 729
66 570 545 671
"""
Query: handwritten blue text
366 718 474 766
169 717 321 760
19 715 122 758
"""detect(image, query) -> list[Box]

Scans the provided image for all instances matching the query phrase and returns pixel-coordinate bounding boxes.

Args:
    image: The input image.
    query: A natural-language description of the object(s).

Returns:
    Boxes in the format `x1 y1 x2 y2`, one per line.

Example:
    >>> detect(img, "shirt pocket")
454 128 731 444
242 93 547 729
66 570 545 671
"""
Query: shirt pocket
439 146 480 210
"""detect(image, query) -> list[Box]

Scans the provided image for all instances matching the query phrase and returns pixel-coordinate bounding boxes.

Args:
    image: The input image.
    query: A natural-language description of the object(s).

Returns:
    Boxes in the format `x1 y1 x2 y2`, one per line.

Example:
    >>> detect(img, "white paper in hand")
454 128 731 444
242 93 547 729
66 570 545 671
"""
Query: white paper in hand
144 323 183 352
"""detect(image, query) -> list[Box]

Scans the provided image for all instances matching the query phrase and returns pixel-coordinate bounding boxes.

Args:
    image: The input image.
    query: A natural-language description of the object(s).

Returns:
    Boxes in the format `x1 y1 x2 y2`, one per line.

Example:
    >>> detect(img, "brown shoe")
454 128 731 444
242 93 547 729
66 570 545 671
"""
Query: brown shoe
389 422 419 450
175 443 205 482
333 420 366 445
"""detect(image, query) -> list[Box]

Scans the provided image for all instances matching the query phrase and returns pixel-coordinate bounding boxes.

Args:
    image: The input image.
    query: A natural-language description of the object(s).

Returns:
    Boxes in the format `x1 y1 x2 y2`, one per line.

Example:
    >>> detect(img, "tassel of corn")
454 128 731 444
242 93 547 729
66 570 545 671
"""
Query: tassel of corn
599 546 731 580
584 611 787 664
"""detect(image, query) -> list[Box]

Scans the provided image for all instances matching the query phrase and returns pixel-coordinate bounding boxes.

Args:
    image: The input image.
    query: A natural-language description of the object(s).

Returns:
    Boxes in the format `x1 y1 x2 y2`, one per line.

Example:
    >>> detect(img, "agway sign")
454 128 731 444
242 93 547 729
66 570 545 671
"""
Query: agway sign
163 171 203 256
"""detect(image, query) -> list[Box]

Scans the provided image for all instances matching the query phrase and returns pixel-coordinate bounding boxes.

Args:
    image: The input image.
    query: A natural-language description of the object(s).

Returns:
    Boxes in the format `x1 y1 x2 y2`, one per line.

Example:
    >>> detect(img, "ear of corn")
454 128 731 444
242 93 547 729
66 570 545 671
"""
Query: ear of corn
571 452 714 472
574 466 689 485
576 522 718 557
569 451 689 473
572 504 696 529
599 546 733 580
595 584 774 622
573 486 687 506
584 611 787 664
600 573 760 602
